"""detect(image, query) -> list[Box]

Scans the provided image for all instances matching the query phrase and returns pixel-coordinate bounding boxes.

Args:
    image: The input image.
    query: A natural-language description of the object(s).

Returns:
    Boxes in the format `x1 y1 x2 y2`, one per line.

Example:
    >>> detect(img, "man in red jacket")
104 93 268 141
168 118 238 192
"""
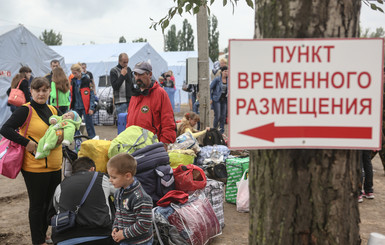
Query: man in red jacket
126 61 176 149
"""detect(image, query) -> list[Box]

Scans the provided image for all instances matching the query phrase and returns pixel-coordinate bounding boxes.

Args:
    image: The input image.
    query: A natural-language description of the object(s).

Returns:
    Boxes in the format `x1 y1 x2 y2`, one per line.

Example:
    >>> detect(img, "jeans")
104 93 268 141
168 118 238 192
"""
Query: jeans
74 109 96 139
115 102 129 115
361 150 373 193
212 97 227 134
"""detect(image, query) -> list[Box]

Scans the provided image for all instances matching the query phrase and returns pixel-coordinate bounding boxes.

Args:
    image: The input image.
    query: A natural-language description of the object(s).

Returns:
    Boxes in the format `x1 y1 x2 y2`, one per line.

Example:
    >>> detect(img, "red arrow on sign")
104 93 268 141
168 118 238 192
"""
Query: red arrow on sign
239 123 372 142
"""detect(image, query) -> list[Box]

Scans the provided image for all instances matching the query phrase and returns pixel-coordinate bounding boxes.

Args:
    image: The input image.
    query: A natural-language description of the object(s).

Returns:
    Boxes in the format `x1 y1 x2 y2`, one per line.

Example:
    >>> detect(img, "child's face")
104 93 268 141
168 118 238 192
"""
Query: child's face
107 167 133 189
63 112 74 120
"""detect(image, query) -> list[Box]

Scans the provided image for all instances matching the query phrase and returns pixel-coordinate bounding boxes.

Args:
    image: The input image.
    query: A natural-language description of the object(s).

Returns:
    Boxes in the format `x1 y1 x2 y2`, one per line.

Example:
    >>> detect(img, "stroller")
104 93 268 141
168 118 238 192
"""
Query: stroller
62 135 90 177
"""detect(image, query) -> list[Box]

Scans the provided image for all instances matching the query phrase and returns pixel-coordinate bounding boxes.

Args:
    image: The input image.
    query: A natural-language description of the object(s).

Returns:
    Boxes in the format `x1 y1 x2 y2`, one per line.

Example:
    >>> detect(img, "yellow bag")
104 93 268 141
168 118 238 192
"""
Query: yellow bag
168 149 196 169
78 139 111 173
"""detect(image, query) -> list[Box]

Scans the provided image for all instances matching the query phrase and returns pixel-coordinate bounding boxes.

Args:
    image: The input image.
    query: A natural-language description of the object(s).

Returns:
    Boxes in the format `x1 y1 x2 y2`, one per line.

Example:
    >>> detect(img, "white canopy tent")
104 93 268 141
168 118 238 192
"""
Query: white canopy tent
50 42 168 91
0 25 65 128
159 51 213 105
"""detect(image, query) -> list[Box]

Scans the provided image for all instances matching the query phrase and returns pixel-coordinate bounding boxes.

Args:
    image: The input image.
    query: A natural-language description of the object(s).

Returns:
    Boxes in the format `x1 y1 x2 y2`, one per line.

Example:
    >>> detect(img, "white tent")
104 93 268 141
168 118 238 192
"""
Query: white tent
159 51 213 105
0 25 65 128
50 42 168 91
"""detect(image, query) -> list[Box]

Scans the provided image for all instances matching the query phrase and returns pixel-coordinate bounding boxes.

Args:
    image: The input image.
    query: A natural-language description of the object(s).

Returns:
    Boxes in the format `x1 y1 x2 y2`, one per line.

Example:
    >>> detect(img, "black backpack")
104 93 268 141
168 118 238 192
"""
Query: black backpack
203 128 226 146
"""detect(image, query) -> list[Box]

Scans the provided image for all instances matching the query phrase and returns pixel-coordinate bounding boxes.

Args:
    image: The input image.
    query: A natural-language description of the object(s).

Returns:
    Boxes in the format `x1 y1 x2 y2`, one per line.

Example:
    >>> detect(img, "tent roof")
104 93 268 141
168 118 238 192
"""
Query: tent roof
160 51 198 66
50 42 149 64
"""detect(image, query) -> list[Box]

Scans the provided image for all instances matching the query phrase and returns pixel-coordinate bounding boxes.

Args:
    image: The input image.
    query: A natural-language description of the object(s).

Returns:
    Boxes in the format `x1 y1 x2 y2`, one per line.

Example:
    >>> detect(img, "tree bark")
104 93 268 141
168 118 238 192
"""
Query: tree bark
250 1 362 244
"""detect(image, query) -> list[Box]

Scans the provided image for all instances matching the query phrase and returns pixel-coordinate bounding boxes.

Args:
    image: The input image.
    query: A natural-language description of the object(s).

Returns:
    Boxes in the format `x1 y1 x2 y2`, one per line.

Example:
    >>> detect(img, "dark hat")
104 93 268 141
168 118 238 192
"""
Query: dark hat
220 66 228 71
133 61 152 74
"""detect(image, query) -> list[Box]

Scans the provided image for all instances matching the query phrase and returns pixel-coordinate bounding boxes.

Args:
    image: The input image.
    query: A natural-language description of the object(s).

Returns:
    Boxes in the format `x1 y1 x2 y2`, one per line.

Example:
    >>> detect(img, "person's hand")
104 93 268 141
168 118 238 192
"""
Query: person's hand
26 141 37 154
206 127 210 131
121 67 128 76
56 129 64 145
88 109 94 115
112 229 125 243
210 100 212 105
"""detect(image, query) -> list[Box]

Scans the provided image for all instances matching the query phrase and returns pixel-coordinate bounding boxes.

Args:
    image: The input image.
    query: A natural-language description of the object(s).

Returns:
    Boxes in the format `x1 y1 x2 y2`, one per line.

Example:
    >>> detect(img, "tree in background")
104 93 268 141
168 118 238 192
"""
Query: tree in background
119 36 127 43
208 15 219 61
165 24 179 51
132 37 148 43
177 19 194 51
39 29 62 45
360 27 385 37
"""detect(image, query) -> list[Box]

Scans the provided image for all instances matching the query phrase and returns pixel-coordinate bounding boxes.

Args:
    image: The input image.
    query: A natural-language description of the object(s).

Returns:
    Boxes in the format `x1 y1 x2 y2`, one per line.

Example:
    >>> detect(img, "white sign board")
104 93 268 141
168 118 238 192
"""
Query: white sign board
228 39 384 150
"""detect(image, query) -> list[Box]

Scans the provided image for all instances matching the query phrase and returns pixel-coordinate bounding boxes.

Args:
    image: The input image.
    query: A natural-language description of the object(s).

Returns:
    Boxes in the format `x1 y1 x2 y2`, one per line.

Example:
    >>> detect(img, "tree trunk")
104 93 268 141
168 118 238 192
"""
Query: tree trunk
250 1 362 244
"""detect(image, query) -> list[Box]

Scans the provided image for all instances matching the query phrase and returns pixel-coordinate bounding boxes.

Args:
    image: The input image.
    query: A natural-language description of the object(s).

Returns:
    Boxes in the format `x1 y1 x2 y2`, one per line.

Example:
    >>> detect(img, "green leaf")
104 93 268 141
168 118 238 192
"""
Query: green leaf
193 5 200 14
378 7 384 12
210 0 215 5
377 0 384 4
245 0 254 8
162 19 170 31
370 3 377 10
178 7 183 15
223 0 227 6
207 6 211 16
185 3 193 12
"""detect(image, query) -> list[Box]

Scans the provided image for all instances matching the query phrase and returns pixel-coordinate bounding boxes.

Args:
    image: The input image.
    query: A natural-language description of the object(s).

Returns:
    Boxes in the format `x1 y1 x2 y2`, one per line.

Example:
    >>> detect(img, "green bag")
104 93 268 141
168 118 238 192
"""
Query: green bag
225 157 249 204
108 125 158 158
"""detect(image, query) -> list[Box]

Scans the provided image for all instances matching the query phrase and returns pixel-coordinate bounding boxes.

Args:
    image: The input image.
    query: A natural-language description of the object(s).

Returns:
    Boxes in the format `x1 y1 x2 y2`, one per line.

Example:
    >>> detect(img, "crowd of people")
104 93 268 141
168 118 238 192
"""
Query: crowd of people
1 55 382 244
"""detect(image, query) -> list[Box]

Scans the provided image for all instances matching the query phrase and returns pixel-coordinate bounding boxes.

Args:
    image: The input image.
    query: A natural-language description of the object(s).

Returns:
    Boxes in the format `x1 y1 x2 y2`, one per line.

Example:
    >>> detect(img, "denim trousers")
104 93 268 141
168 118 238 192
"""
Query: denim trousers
74 108 96 139
115 102 129 116
212 97 227 134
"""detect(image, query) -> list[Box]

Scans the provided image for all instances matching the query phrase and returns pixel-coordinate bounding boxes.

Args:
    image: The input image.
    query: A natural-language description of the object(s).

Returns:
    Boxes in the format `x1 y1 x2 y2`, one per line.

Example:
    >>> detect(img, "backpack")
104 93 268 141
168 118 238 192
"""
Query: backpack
108 125 158 158
132 143 174 203
203 128 226 146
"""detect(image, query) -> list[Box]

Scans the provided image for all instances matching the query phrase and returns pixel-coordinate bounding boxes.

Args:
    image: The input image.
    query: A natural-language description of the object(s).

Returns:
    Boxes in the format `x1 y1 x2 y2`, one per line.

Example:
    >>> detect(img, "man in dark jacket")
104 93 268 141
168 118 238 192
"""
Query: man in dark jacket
44 59 60 83
110 53 135 115
50 157 117 245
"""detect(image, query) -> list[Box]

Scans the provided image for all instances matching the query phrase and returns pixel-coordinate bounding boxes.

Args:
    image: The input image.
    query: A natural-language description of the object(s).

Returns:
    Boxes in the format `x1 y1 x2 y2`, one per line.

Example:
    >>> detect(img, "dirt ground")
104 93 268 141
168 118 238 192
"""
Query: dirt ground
1 111 384 244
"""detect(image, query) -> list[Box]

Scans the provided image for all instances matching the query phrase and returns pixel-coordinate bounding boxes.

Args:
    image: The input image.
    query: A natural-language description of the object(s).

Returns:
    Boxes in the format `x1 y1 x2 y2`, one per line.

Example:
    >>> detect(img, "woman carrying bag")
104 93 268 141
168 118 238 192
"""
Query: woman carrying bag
1 77 63 245
6 66 32 112
50 67 71 114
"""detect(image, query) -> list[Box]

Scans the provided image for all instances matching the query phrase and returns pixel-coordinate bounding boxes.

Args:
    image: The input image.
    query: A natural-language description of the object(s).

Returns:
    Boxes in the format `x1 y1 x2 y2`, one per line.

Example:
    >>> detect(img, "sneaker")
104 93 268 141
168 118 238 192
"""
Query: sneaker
364 192 375 199
358 195 364 203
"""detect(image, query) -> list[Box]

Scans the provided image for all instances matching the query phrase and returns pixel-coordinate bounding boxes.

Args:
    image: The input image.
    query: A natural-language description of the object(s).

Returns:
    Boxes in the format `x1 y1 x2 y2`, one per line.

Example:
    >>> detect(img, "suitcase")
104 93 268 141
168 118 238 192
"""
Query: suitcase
225 157 249 204
117 112 127 134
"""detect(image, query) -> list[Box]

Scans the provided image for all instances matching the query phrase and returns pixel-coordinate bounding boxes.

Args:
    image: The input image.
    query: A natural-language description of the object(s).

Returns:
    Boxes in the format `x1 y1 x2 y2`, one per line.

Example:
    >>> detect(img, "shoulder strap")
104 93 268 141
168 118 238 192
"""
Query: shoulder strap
75 171 98 213
56 86 59 108
20 104 32 137
15 79 23 89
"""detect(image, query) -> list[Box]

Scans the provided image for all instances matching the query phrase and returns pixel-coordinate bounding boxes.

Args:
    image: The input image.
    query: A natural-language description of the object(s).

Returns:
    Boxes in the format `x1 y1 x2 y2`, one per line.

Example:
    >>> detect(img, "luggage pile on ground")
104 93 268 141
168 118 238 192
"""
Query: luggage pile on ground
68 121 250 244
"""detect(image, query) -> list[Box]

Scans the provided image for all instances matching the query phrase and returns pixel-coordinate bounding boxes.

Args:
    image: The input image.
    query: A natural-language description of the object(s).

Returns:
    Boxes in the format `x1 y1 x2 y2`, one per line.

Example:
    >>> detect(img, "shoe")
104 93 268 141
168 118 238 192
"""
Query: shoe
364 192 375 199
45 238 53 244
358 195 363 203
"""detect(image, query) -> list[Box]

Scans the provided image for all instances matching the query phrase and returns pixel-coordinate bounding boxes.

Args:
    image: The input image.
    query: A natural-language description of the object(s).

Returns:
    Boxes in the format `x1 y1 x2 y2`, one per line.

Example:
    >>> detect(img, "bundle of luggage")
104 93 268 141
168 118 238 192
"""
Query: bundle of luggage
73 125 250 244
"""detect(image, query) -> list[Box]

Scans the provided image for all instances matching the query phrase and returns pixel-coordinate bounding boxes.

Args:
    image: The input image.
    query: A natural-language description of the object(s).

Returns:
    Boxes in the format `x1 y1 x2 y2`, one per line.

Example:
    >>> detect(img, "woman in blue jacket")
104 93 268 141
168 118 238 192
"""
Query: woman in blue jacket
210 66 228 134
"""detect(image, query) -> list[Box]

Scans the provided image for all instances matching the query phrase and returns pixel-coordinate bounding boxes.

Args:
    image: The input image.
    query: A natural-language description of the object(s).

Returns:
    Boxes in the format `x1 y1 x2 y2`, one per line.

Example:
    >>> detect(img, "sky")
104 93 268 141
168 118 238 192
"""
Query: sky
0 0 384 53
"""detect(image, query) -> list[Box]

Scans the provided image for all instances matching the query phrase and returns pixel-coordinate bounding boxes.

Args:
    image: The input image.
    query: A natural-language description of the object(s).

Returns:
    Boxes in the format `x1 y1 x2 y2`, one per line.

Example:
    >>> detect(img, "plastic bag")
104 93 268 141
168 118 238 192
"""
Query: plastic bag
236 170 249 212
168 191 222 245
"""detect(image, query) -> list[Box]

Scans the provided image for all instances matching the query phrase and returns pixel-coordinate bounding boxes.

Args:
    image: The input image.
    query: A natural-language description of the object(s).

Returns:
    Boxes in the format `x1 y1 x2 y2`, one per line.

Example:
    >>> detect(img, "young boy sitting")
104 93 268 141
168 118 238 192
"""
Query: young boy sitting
107 153 153 245
35 110 82 159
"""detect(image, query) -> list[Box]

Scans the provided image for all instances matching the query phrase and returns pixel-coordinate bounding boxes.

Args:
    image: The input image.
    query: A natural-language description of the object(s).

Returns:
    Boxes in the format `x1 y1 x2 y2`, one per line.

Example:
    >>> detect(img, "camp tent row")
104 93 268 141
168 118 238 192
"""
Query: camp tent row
0 25 213 127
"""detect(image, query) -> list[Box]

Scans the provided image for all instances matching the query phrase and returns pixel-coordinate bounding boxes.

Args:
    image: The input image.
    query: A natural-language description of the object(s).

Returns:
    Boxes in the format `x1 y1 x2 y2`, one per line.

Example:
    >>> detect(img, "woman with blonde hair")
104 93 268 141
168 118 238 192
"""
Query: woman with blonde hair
7 66 32 112
177 112 210 138
50 67 70 113
69 63 96 139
